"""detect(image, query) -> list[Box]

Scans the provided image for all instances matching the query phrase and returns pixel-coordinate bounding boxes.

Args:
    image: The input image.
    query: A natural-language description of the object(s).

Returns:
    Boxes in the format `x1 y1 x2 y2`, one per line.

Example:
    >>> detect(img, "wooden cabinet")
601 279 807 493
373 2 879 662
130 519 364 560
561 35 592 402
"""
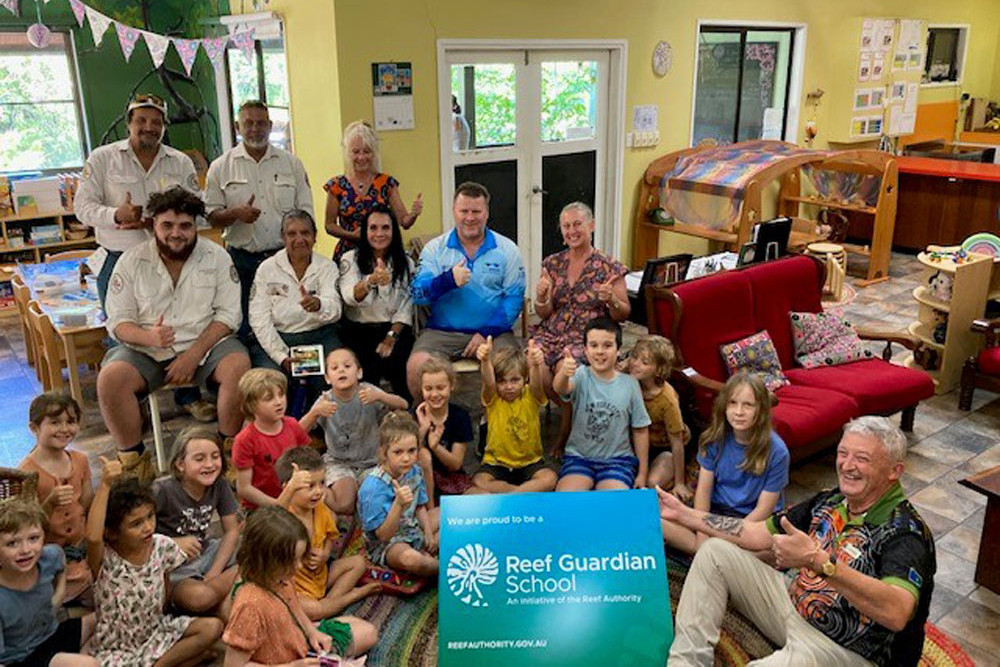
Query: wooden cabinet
905 249 1000 393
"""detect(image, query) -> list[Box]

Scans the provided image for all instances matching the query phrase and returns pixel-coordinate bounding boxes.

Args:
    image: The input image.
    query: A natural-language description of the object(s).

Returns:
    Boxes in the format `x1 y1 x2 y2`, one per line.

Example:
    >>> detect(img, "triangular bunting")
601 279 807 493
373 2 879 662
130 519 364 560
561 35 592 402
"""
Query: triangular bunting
142 31 170 69
115 22 141 62
201 36 228 71
0 0 19 16
230 29 256 62
68 0 85 26
85 6 112 47
172 37 201 76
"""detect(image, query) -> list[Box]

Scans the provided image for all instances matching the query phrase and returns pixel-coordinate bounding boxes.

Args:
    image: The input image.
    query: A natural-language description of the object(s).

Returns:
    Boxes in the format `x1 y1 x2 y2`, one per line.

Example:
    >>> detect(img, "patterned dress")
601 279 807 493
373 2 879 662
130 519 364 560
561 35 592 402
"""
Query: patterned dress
323 172 399 261
91 534 193 667
531 249 628 368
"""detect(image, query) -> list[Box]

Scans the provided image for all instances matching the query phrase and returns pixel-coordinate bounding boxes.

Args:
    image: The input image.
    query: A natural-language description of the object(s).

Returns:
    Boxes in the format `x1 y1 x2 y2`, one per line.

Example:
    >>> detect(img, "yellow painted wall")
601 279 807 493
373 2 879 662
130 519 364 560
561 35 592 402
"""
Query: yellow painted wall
271 0 1000 263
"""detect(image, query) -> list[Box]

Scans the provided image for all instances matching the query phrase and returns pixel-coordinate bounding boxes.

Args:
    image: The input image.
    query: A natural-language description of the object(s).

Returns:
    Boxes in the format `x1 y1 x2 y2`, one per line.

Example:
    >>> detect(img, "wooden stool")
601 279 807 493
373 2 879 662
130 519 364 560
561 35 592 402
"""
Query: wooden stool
807 242 846 301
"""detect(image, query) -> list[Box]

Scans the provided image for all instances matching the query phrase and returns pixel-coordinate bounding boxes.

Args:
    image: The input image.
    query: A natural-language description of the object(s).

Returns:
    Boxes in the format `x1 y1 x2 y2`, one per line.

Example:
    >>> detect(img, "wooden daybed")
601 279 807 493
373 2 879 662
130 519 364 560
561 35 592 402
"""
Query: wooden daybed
632 140 899 286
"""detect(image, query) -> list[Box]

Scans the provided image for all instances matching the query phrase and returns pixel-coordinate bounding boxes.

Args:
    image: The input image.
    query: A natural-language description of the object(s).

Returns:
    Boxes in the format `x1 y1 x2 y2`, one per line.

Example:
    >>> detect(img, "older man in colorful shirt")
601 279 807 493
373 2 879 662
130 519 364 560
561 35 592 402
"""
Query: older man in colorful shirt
406 181 526 398
658 416 935 667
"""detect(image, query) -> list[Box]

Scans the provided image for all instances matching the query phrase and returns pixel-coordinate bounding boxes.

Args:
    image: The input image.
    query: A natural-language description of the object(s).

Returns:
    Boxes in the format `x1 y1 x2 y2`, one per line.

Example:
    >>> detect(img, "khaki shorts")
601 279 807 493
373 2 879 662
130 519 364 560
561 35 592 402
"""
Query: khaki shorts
102 336 248 393
412 329 518 359
324 461 374 486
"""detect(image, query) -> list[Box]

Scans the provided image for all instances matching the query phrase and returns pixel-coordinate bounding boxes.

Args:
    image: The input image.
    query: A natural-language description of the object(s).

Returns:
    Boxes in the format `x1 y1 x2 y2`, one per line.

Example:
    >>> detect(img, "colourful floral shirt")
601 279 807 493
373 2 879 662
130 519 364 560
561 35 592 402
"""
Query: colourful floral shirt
531 249 627 368
323 172 398 260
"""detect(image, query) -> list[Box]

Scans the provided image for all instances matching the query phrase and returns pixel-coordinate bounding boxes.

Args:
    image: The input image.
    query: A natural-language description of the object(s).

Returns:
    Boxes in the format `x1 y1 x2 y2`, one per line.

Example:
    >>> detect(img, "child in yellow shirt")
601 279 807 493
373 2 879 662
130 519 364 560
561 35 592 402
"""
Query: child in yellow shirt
471 337 557 493
275 447 380 621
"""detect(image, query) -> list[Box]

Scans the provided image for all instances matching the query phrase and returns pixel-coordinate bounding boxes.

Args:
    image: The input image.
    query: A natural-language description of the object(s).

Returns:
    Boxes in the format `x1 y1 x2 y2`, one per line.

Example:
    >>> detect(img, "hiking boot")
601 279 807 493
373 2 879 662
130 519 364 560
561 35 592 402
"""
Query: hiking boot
183 399 217 423
118 450 155 483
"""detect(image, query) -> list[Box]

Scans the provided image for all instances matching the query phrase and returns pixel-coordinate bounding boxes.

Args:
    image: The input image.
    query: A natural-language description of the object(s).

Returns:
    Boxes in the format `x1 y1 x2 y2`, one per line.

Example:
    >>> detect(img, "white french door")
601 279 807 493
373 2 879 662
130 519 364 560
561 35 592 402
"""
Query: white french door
438 42 624 289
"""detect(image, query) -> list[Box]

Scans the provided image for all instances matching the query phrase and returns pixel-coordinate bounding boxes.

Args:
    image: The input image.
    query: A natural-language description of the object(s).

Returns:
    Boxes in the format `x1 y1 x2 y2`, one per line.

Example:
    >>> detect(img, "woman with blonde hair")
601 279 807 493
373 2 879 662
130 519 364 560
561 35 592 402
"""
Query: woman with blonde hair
324 120 422 260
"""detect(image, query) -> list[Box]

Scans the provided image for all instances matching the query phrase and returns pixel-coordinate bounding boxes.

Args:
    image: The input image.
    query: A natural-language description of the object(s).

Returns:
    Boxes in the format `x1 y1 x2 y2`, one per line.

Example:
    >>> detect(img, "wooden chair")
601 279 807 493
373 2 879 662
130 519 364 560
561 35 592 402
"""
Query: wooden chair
959 317 1000 410
26 301 104 393
45 249 93 263
11 275 40 377
0 467 39 503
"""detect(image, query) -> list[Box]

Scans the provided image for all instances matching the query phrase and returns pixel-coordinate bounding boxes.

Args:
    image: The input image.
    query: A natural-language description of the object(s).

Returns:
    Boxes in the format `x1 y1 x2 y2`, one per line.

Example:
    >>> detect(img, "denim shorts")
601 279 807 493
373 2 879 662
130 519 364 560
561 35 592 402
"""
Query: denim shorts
559 454 638 487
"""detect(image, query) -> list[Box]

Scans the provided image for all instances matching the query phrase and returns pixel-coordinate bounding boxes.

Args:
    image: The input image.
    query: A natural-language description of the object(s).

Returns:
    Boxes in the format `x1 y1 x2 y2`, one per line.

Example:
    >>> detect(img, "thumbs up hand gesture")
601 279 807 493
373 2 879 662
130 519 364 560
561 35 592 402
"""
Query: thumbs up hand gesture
476 335 494 363
597 278 615 305
559 346 578 378
235 194 261 224
536 268 553 302
371 257 391 287
298 283 320 313
451 257 471 287
526 338 544 368
772 516 821 570
148 314 175 348
391 478 414 507
287 463 313 494
410 193 423 220
309 393 337 418
115 192 144 229
99 455 123 487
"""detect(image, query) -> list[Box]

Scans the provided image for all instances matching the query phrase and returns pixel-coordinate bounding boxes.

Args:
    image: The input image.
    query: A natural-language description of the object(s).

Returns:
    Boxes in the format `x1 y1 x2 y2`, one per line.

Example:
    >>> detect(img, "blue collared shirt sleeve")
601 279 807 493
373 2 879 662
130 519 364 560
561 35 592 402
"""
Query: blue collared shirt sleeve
411 240 457 305
498 244 527 331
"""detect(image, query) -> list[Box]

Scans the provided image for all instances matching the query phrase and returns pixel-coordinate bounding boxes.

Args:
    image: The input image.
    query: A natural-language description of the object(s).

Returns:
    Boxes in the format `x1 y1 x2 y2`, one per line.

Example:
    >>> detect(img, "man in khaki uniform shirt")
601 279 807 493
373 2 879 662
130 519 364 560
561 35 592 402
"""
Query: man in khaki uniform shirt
205 100 313 339
98 187 250 458
74 93 199 309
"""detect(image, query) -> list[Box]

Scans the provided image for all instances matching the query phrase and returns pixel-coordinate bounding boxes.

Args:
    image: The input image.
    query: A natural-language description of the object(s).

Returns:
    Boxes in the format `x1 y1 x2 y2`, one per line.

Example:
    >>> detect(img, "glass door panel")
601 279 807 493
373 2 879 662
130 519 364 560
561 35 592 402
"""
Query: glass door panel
738 31 793 141
540 60 598 142
450 63 517 152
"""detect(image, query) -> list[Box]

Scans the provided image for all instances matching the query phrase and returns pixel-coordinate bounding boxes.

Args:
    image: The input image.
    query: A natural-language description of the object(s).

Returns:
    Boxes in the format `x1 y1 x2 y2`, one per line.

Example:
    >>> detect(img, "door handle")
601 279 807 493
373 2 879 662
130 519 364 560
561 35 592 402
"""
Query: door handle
531 186 548 195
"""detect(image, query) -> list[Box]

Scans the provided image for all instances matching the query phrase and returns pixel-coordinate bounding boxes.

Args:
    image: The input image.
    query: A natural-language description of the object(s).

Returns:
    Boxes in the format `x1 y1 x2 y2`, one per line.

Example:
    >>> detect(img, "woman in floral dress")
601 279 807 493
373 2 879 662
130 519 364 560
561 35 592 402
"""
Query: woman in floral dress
531 201 630 397
324 120 422 261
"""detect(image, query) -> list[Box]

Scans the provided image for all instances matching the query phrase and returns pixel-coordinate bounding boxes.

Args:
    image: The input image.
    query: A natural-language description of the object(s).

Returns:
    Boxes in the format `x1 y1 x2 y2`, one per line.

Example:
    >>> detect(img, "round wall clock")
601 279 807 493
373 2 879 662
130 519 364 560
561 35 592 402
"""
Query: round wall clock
652 41 672 77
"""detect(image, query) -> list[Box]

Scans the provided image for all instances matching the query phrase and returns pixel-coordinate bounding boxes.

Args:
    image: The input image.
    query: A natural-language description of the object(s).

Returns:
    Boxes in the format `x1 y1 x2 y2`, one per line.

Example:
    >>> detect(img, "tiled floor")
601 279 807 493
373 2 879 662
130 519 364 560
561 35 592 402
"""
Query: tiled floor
1 251 997 663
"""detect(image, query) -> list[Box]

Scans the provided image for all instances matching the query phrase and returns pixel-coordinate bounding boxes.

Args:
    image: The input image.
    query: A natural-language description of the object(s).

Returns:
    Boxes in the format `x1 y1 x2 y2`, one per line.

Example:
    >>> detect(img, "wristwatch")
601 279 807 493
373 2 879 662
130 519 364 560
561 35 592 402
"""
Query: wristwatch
817 555 837 579
386 330 399 340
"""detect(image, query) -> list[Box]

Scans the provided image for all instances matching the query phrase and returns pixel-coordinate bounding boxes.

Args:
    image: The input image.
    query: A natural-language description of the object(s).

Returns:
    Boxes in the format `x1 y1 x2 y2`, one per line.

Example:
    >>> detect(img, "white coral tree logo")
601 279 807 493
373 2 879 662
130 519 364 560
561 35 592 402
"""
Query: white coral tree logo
447 543 499 607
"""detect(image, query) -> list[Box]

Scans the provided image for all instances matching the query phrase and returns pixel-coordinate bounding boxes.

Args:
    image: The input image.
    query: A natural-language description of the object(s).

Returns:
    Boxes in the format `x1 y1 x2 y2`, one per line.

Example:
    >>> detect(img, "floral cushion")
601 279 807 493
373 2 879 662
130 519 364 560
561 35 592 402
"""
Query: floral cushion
719 330 789 391
789 311 873 369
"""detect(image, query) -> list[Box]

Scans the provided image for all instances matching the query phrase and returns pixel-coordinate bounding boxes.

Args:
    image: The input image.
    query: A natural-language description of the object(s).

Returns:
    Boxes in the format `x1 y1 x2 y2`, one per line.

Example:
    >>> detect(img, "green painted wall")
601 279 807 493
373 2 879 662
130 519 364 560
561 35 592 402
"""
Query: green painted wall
1 0 229 161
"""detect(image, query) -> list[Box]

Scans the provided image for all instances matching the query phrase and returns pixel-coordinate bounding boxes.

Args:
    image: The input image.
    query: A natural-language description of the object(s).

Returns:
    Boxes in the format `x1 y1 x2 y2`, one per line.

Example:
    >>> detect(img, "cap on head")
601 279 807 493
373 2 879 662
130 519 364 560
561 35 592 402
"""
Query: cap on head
127 93 167 118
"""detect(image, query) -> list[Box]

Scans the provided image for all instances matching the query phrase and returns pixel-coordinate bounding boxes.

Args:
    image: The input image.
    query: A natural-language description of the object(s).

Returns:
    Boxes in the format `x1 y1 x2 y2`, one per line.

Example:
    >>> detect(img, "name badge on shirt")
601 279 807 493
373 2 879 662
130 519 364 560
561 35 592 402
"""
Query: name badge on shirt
843 543 862 561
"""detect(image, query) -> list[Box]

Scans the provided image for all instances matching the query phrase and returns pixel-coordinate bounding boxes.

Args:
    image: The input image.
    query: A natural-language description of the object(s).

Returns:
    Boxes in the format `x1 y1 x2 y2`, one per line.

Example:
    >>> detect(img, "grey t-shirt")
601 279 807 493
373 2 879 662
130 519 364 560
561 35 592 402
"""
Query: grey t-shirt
153 476 238 546
318 382 384 469
564 366 651 459
0 544 63 663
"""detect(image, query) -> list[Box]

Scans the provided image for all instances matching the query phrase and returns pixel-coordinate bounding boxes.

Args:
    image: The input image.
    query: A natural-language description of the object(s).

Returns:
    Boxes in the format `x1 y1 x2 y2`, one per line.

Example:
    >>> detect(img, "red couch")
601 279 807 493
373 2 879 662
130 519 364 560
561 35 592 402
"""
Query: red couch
646 255 935 460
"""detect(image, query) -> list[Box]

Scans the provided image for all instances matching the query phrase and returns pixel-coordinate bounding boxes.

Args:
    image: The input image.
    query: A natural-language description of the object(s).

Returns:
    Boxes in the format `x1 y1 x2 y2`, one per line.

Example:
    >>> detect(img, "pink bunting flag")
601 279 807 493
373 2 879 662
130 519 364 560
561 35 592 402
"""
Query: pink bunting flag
68 0 85 27
172 38 201 76
142 31 170 69
230 29 256 62
0 0 20 16
201 36 229 71
115 22 141 62
85 6 112 47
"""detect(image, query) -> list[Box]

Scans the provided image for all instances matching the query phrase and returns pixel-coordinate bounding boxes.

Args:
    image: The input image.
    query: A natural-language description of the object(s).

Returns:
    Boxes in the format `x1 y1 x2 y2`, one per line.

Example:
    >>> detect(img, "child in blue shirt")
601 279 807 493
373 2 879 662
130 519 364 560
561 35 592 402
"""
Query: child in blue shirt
0 499 96 667
553 316 651 491
661 371 789 555
358 411 439 577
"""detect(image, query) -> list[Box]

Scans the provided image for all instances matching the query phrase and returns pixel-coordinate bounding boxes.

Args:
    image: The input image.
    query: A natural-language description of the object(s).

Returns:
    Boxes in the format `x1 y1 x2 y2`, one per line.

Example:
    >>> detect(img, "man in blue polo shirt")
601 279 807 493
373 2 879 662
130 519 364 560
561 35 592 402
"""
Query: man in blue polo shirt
406 181 526 397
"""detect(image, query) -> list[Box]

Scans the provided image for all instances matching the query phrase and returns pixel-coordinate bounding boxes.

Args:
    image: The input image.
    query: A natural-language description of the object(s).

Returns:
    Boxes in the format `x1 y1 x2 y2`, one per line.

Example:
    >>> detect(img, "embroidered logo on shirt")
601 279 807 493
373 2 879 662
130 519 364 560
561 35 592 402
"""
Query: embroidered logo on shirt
907 567 923 589
110 273 124 294
230 265 240 284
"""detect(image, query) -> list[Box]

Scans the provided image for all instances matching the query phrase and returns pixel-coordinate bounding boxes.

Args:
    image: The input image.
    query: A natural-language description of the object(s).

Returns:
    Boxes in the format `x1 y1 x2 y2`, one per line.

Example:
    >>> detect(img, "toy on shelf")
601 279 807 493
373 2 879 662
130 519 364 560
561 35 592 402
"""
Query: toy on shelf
926 270 953 302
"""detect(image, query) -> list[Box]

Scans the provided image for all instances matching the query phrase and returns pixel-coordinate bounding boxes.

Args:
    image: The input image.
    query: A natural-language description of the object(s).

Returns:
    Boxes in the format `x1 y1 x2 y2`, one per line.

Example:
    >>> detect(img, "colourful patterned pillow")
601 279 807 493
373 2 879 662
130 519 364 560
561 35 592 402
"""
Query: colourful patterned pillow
789 311 874 369
719 330 789 391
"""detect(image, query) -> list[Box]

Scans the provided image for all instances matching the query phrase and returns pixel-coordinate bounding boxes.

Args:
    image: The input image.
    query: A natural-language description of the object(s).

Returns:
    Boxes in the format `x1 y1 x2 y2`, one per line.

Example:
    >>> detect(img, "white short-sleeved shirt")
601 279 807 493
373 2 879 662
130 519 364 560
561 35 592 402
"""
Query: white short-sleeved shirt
105 237 242 361
249 249 342 365
204 143 313 253
338 249 414 326
74 139 199 252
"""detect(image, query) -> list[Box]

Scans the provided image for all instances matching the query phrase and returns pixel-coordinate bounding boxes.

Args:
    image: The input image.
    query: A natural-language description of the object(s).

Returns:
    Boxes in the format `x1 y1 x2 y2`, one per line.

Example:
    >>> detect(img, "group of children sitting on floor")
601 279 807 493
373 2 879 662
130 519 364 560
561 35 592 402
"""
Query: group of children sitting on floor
1 316 791 666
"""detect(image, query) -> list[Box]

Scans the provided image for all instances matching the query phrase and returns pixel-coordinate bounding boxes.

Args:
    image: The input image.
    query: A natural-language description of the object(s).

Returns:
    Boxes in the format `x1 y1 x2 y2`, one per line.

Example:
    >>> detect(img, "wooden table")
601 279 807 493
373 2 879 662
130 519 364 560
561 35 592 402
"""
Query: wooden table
959 465 1000 594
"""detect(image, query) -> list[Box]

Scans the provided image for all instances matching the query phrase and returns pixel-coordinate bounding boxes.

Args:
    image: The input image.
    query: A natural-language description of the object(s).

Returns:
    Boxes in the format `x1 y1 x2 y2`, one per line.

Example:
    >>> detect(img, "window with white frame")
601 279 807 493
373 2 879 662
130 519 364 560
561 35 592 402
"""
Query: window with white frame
923 26 968 85
0 31 86 173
